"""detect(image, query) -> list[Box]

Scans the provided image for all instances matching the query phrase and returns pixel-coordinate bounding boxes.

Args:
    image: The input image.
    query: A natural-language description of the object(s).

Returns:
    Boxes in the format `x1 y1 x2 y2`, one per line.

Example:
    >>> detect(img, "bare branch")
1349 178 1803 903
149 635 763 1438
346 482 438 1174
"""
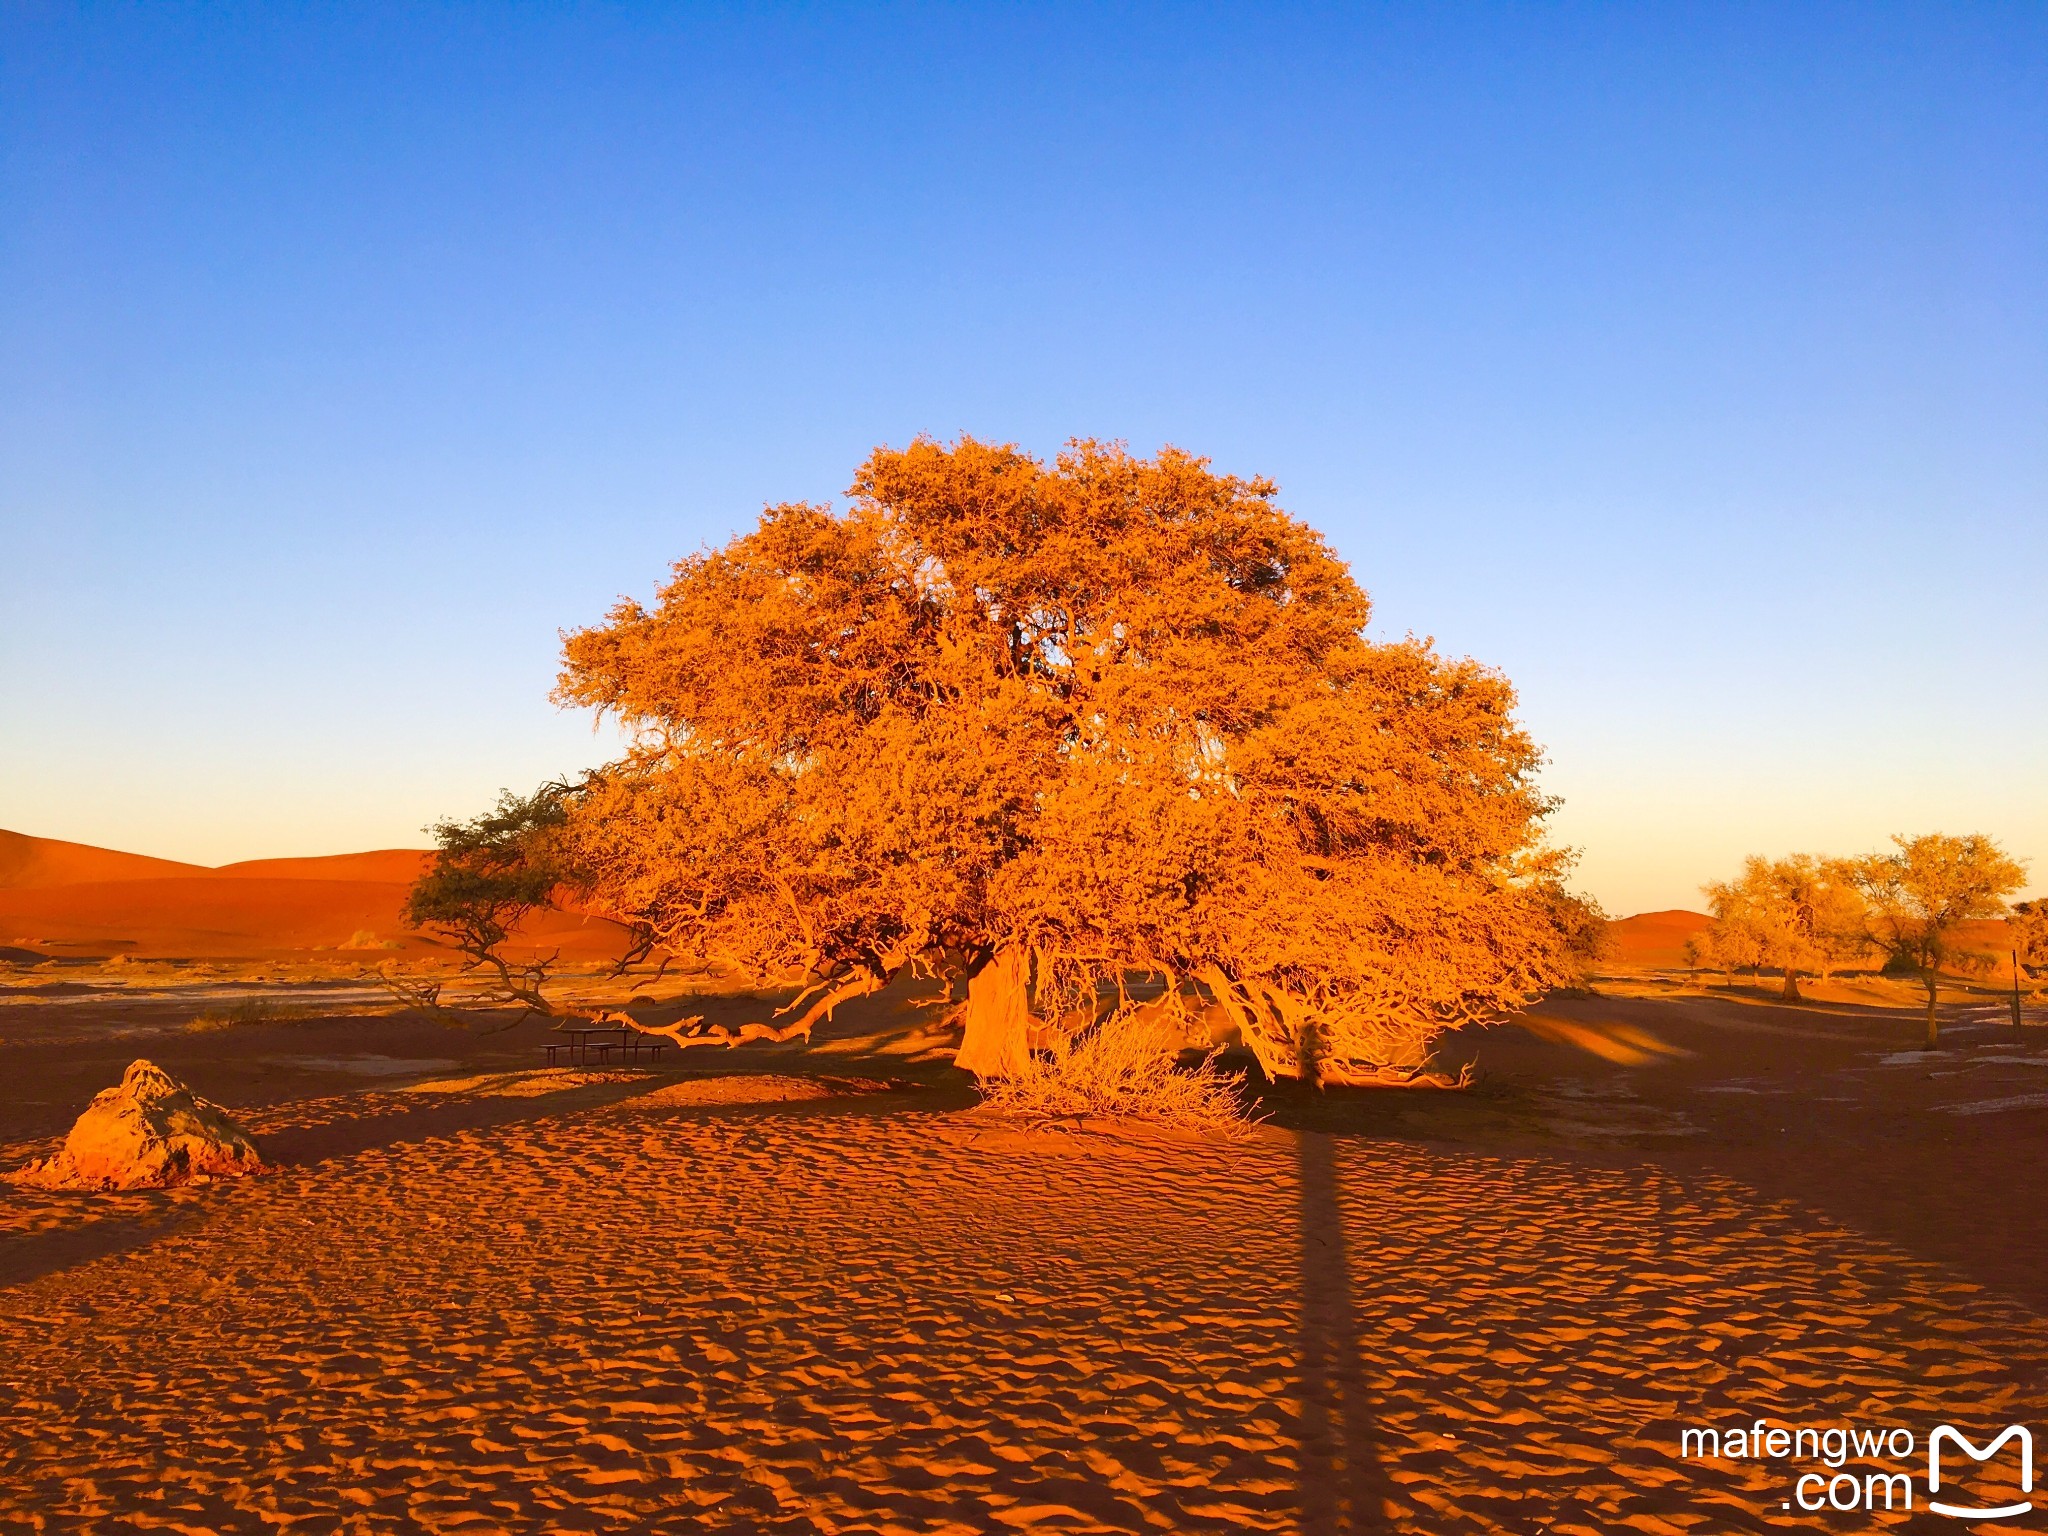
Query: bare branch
595 969 886 1053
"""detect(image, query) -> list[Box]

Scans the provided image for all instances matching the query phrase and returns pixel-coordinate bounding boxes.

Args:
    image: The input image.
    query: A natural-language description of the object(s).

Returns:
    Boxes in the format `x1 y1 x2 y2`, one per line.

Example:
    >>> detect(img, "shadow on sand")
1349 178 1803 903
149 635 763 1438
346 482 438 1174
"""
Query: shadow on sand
1295 1131 1397 1533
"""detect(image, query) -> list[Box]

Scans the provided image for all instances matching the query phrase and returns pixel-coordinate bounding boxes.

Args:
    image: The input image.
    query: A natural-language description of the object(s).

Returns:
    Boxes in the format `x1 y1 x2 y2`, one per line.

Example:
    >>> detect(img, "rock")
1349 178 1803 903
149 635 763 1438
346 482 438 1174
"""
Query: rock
10 1060 266 1191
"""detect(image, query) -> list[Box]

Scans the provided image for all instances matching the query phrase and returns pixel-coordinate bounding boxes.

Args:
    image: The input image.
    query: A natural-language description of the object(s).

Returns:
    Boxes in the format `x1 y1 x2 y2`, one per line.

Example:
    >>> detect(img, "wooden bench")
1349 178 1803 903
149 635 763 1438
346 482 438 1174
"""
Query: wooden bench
546 1024 668 1068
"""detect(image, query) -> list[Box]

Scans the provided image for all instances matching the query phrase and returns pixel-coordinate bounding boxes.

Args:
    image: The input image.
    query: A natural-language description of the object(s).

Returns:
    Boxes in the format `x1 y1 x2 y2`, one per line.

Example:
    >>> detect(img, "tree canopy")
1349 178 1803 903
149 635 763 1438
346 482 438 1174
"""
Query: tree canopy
2013 900 2048 988
1848 833 2027 1047
393 783 658 1025
554 437 1586 1084
1696 854 1866 1000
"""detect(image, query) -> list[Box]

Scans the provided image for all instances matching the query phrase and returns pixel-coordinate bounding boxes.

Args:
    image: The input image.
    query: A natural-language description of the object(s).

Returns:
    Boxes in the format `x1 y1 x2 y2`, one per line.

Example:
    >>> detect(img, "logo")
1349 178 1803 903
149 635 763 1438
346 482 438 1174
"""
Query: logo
1928 1425 2033 1521
1677 1418 2038 1519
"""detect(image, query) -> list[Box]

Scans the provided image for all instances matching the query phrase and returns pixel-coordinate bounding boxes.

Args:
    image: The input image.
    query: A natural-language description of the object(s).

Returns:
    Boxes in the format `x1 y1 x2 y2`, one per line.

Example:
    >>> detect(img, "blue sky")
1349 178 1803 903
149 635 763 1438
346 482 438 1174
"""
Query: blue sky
3 2 2042 913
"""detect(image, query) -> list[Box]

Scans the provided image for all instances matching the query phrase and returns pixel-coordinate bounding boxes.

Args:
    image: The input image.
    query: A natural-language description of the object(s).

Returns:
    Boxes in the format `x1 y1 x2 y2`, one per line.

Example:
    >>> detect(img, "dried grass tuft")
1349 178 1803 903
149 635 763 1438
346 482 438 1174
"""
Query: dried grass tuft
976 1004 1250 1133
185 999 316 1033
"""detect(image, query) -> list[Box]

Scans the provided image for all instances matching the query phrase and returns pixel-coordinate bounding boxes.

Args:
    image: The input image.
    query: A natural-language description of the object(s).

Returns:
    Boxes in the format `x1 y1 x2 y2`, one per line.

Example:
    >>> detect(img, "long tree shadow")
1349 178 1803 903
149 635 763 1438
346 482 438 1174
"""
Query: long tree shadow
1296 1130 1397 1533
3 1075 945 1292
0 1205 205 1291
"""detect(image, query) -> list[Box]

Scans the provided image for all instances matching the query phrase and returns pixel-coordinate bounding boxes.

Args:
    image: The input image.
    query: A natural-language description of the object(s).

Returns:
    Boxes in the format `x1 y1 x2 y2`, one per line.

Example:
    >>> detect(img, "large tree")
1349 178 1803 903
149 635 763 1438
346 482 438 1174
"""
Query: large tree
555 438 1586 1085
1847 833 2027 1049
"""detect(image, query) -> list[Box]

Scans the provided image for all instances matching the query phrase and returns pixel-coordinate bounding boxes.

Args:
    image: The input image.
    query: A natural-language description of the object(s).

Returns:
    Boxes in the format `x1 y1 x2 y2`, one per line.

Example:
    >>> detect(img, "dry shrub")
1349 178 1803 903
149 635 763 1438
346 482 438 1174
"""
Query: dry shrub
976 1005 1248 1132
185 999 314 1033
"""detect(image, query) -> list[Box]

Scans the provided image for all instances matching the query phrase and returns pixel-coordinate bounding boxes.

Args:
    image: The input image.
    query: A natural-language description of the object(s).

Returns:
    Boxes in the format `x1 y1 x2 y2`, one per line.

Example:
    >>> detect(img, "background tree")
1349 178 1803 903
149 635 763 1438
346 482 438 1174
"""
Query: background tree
1697 854 1867 1001
555 436 1588 1089
2009 899 2048 996
1686 909 1766 989
1540 883 1613 990
394 782 657 1025
1846 833 2027 1048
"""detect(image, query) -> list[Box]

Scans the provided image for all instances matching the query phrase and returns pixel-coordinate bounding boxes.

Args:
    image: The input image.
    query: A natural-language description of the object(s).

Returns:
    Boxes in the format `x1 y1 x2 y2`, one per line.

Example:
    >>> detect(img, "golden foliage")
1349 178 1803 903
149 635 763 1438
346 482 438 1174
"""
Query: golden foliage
1695 854 1867 998
1694 835 2027 1045
2014 901 2048 984
1847 834 2027 964
556 438 1581 1085
1847 833 2027 1046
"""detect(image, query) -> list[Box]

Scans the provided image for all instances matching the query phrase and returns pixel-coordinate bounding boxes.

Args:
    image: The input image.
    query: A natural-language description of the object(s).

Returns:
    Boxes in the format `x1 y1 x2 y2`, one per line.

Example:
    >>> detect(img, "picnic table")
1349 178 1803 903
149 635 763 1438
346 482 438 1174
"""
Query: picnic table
545 1021 668 1068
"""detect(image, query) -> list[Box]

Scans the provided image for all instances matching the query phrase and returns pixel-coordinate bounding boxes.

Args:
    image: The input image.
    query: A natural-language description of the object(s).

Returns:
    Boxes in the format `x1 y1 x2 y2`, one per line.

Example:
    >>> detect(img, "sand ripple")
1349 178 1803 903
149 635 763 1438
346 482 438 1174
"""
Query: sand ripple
1 1087 2044 1532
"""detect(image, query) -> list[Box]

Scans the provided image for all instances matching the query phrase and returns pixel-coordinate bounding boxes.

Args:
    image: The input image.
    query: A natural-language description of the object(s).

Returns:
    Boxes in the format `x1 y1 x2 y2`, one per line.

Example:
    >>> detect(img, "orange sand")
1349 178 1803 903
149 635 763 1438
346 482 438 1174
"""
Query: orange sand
0 832 629 962
0 876 639 961
0 876 429 957
0 830 209 889
0 832 430 891
1606 907 2020 979
1607 909 1711 970
212 850 433 884
3 970 2047 1531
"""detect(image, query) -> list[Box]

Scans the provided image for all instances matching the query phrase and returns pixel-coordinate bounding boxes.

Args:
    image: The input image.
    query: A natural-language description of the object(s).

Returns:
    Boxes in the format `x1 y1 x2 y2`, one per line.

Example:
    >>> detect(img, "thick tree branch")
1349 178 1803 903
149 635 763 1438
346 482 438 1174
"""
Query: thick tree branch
596 970 888 1052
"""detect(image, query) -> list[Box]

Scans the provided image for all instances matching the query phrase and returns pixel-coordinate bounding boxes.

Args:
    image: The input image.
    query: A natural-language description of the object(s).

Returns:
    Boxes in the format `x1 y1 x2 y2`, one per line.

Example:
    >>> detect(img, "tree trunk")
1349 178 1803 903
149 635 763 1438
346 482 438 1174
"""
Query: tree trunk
954 946 1033 1080
1780 966 1802 1002
1923 970 1940 1050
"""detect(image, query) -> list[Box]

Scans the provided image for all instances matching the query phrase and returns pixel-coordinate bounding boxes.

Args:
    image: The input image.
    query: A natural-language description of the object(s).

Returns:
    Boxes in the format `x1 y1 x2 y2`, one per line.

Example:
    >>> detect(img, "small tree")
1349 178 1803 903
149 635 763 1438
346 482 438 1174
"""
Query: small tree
1847 834 2027 1049
1698 854 1867 1001
394 782 657 1026
554 437 1589 1092
2010 900 2048 995
1686 914 1765 989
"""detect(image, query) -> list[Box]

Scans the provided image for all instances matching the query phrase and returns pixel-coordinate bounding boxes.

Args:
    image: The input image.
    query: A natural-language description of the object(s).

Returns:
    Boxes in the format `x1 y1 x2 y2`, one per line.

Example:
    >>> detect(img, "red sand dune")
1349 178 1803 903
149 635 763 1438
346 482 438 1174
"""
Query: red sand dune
0 877 426 957
0 875 637 960
1607 909 2017 973
1 832 2021 970
1955 916 2024 964
0 831 430 891
1607 909 1711 969
213 850 432 884
0 830 207 889
0 831 625 961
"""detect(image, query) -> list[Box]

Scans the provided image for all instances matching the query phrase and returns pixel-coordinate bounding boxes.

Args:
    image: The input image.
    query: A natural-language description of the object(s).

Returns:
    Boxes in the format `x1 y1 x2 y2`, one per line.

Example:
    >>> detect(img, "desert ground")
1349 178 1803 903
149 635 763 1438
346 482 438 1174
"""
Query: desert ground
2 835 2046 1533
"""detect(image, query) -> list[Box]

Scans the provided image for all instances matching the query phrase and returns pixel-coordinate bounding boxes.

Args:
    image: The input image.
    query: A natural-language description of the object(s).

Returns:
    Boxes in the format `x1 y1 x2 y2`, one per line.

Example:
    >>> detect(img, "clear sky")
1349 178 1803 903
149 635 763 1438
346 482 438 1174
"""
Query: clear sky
3 3 2042 914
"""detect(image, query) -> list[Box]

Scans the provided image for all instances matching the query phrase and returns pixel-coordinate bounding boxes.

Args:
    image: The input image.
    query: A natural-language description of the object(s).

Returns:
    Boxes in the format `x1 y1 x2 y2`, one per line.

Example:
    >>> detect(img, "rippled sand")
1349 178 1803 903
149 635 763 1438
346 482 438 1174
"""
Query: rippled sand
3 1070 2044 1533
